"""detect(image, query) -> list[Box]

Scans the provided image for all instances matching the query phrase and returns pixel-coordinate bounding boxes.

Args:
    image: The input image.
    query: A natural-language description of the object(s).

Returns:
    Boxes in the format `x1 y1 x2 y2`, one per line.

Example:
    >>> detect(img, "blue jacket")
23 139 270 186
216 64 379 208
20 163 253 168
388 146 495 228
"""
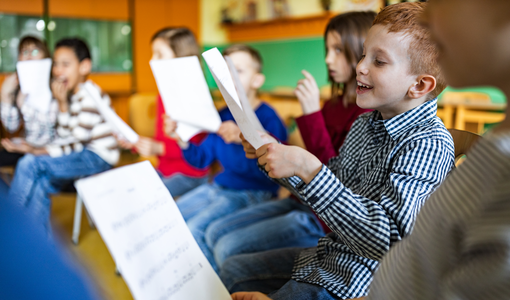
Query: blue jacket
182 103 287 195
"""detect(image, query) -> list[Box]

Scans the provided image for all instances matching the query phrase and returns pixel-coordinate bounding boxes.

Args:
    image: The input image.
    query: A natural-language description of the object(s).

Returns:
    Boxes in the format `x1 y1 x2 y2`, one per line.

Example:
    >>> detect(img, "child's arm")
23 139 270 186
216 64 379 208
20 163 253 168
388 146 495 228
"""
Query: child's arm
1 74 22 133
180 134 218 169
247 136 454 261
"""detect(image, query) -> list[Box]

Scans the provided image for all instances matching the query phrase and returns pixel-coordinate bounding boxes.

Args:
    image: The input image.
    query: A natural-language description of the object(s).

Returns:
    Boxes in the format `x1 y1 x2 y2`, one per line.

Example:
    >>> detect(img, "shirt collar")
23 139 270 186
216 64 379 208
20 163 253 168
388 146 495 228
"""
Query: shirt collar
369 98 438 140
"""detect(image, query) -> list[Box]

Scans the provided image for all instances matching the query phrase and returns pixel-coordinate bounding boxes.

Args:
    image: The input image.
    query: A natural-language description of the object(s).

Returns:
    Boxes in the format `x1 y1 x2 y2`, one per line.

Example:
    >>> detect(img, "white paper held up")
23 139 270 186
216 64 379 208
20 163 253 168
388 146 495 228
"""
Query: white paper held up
203 48 265 149
75 161 231 300
82 81 140 144
16 58 53 113
224 56 265 133
202 48 243 110
150 56 221 142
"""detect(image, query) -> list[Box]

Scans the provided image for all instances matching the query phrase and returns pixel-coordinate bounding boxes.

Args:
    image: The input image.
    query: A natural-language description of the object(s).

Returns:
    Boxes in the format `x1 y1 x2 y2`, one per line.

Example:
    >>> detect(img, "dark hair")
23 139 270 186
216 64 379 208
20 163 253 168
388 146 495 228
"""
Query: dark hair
55 38 91 62
325 11 376 107
151 27 200 59
18 36 50 58
222 44 263 73
374 2 446 100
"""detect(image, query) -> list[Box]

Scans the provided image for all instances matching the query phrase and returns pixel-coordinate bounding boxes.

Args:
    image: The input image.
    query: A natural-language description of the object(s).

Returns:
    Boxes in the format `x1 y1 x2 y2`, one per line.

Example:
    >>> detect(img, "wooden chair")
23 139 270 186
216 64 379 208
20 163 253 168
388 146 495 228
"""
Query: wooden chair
436 104 454 128
442 91 505 134
448 128 481 165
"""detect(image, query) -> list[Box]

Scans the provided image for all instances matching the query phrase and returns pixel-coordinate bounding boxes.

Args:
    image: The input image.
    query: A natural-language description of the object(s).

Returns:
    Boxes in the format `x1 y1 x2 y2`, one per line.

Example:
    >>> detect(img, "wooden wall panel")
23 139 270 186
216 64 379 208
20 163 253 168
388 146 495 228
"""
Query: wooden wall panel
133 0 200 93
48 0 129 20
0 0 43 15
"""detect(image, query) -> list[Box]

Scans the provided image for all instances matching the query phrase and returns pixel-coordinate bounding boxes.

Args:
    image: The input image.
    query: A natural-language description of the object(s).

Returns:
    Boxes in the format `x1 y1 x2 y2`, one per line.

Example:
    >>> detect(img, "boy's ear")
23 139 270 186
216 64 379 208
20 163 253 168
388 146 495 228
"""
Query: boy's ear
408 75 436 99
78 58 92 77
251 73 265 90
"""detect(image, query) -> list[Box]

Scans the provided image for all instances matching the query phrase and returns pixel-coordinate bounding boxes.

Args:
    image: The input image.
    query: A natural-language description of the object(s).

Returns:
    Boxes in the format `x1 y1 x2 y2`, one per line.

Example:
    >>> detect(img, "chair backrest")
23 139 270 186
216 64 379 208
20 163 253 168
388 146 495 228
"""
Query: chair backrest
128 93 158 138
448 128 481 163
442 91 491 104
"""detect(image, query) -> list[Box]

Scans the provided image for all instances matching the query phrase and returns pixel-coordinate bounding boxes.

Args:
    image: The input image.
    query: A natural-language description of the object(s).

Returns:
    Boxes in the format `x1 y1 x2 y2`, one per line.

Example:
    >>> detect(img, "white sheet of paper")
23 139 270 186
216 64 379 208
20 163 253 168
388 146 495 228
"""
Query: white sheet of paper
177 121 204 143
150 56 221 136
210 70 265 149
75 161 231 300
202 48 243 110
82 81 139 144
224 56 265 132
16 58 52 113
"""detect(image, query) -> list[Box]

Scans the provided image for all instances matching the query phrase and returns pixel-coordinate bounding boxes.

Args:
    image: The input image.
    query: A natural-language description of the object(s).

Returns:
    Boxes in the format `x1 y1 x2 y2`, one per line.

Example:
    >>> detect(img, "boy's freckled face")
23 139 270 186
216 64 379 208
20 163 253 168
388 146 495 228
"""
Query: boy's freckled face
228 51 259 94
356 24 417 119
423 0 510 88
52 47 82 92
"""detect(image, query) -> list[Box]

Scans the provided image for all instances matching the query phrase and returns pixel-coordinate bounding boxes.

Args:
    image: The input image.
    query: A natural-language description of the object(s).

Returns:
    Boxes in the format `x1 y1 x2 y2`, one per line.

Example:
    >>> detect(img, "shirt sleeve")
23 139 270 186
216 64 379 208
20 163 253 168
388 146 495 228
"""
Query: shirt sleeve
154 96 184 160
1 103 21 133
181 134 218 169
295 111 336 164
269 138 453 261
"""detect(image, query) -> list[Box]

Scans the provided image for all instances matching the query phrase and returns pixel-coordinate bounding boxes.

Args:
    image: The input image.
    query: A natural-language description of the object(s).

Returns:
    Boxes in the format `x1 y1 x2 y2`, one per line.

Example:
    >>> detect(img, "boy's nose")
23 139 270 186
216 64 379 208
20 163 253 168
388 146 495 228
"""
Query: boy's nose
356 61 368 76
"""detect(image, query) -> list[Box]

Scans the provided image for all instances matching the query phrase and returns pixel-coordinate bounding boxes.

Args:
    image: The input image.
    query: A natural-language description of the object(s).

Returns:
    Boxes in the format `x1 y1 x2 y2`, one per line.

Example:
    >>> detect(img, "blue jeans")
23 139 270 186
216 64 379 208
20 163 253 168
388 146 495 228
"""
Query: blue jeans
0 178 9 201
158 172 208 197
205 198 325 268
221 248 340 300
7 150 112 232
176 183 272 273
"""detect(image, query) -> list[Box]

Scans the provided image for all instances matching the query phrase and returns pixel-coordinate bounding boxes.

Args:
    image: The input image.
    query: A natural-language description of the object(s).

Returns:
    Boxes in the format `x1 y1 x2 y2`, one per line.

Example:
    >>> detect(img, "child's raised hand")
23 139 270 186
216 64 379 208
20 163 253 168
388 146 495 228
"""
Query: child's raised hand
218 121 242 144
256 143 322 183
294 70 321 115
51 79 69 111
240 132 277 159
231 292 271 300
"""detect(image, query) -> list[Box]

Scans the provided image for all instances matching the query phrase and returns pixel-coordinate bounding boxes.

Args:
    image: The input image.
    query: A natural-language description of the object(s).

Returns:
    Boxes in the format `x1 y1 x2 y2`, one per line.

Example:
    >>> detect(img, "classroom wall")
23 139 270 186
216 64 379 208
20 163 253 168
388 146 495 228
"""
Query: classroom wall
133 0 200 93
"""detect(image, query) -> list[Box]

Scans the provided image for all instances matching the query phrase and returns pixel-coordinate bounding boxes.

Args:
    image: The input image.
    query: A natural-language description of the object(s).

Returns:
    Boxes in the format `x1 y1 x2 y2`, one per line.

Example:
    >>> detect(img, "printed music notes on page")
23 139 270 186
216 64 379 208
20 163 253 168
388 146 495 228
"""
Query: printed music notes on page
75 161 231 300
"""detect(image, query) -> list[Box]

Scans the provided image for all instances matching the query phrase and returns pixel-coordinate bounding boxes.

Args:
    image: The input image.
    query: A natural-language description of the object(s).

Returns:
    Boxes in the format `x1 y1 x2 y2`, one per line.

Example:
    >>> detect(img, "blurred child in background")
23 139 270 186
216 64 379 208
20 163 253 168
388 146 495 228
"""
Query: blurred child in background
0 36 57 166
117 27 209 197
203 12 376 271
165 44 288 273
7 38 118 233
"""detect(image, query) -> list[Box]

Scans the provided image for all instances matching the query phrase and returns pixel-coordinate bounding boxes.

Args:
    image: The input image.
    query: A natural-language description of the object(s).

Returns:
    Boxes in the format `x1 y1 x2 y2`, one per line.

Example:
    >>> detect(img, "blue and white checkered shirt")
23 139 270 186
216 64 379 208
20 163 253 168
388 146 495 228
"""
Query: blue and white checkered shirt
271 99 455 298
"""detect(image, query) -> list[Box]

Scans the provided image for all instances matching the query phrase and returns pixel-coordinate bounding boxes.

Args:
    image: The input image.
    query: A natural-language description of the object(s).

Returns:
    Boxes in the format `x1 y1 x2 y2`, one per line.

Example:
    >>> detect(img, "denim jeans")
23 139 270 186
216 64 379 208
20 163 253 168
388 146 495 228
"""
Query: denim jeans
7 150 112 232
158 172 208 198
221 248 340 300
0 178 9 201
205 198 325 268
176 183 272 273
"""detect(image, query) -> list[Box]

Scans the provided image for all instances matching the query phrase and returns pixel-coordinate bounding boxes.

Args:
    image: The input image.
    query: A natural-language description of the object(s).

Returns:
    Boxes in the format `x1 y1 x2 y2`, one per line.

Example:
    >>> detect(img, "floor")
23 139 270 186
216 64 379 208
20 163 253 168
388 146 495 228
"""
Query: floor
51 192 134 300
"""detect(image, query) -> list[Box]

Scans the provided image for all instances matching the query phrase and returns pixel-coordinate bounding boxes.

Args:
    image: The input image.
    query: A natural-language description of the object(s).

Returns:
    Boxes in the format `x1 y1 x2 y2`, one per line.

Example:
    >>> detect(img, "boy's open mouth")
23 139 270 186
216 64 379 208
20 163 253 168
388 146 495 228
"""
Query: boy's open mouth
356 81 373 94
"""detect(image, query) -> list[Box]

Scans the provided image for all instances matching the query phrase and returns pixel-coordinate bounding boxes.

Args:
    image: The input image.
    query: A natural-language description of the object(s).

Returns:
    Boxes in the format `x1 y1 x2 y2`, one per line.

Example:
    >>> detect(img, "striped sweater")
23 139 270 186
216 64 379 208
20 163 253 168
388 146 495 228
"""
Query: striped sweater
45 81 119 166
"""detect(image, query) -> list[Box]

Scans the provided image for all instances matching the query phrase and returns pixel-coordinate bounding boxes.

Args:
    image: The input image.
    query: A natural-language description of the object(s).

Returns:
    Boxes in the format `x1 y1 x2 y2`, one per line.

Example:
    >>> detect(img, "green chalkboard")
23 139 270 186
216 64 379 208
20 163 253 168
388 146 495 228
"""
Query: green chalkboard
204 37 329 92
0 13 132 73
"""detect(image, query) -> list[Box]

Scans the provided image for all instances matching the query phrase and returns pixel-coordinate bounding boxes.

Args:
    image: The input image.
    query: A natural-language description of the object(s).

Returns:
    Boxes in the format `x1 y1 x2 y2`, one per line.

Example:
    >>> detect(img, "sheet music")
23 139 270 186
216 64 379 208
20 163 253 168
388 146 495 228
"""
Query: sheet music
82 81 140 144
75 161 231 300
203 48 265 149
202 48 243 110
224 56 265 133
16 58 53 113
150 56 221 142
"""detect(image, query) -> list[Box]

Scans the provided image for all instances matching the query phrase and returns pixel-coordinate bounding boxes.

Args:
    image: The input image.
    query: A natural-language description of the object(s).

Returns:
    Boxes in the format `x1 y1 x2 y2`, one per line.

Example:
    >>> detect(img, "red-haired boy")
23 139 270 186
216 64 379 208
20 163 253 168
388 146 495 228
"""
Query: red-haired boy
223 3 454 299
